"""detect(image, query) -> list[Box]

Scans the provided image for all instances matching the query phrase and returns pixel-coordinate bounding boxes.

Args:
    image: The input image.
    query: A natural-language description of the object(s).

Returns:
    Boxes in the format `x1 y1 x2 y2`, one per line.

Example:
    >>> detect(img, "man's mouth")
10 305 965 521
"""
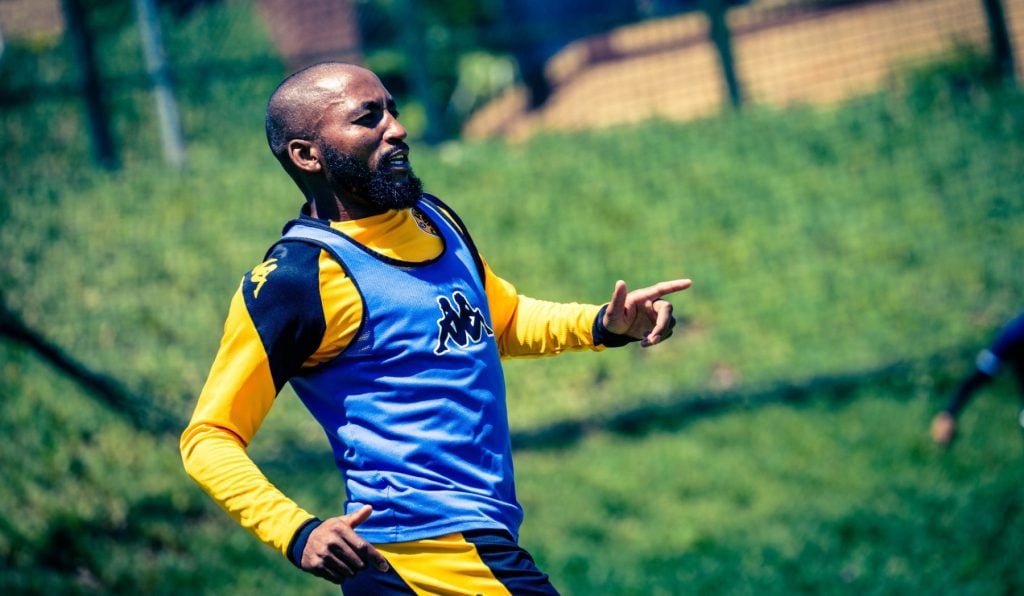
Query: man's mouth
383 149 411 173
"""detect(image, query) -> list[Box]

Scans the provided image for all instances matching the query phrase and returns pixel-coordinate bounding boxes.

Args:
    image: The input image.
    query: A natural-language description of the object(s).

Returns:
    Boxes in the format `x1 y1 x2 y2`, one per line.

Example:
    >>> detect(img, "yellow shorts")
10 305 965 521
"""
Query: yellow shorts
341 530 559 595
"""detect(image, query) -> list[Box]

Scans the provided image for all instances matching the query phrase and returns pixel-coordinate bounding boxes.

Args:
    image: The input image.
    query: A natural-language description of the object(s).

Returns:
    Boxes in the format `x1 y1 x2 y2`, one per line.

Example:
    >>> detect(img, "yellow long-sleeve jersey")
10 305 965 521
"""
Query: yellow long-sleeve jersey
180 203 604 560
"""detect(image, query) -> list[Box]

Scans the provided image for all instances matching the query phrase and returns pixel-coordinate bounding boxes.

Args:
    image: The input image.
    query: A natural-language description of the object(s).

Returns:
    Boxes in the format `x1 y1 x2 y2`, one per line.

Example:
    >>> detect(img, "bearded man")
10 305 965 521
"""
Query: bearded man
181 62 690 594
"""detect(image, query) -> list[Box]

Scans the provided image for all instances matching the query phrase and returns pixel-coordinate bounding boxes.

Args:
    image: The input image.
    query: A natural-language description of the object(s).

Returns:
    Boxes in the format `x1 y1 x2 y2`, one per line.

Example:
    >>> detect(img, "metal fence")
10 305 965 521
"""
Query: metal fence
0 0 1019 153
463 0 1021 139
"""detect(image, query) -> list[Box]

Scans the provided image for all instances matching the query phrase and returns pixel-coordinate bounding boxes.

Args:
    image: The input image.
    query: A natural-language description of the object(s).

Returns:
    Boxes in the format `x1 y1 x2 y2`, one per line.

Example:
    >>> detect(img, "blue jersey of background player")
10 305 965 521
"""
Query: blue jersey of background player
931 310 1024 446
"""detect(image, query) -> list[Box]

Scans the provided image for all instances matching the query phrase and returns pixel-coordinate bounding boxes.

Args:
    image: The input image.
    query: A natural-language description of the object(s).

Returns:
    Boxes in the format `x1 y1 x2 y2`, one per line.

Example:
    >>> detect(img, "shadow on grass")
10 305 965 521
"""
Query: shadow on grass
509 345 976 451
0 294 184 435
1 289 976 456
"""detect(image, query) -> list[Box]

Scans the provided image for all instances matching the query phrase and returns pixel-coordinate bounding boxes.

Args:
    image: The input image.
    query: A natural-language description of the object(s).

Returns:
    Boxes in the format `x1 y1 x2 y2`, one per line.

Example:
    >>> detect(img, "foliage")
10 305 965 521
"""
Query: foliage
357 0 507 138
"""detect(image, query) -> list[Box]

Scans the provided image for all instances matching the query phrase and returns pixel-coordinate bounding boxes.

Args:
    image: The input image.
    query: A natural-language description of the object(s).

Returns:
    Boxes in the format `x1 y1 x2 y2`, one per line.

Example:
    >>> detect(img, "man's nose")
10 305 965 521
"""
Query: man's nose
383 112 407 142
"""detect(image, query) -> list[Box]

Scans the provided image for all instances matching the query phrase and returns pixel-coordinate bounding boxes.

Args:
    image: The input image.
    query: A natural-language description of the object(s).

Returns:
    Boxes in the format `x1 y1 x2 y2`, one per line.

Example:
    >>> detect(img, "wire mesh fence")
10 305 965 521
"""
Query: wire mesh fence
465 0 1022 138
2 0 1020 142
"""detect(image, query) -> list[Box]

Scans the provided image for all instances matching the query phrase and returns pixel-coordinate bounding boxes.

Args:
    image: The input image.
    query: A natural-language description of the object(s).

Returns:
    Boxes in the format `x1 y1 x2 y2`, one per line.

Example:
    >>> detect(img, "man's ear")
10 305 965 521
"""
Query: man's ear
288 139 321 174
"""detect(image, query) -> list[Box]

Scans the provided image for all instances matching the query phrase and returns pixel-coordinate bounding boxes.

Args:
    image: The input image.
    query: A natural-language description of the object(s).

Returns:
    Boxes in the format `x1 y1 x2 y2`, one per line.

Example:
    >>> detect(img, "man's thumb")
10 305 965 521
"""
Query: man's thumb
341 504 373 528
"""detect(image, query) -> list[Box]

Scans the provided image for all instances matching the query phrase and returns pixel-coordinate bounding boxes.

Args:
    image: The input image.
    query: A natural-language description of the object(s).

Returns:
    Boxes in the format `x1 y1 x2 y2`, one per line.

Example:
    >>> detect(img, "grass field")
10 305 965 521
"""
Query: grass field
5 339 1024 595
517 382 1024 595
2 3 1023 593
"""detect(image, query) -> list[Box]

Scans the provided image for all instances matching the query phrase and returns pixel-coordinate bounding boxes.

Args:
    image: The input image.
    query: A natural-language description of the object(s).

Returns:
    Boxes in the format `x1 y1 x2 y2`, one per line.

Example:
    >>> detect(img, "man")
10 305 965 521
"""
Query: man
180 62 690 594
931 311 1024 447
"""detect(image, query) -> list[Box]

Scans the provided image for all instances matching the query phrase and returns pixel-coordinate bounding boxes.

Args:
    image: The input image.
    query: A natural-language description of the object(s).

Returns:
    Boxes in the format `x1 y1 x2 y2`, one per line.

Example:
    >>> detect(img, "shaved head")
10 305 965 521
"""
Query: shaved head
265 62 371 168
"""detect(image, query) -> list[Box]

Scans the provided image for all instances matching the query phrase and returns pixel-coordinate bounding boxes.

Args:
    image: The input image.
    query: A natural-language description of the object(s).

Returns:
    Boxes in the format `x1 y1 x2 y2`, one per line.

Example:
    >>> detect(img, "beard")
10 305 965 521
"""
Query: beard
321 143 423 210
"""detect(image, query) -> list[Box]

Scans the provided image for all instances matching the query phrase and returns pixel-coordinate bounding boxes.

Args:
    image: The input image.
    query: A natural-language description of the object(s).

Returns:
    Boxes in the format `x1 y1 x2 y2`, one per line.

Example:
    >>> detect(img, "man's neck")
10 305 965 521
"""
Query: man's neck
309 194 388 222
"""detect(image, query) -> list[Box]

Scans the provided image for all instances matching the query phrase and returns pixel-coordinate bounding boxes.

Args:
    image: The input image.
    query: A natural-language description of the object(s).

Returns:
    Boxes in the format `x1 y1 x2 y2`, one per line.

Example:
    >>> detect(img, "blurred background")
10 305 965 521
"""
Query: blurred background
2 0 1023 593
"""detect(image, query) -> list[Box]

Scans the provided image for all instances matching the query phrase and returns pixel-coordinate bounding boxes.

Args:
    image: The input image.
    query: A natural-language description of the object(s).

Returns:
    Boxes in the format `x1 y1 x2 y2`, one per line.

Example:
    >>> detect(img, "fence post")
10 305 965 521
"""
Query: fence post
60 0 119 170
980 0 1016 82
134 0 187 169
701 0 743 110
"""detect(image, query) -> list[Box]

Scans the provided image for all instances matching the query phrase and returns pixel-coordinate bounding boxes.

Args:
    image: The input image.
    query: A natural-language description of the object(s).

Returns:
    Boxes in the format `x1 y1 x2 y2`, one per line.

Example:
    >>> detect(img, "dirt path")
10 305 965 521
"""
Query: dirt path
465 0 1024 140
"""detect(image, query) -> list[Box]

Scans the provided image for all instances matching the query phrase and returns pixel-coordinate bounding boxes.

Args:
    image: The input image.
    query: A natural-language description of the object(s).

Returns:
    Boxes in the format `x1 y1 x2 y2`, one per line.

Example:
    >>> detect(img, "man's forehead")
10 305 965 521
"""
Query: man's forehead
313 75 348 92
311 71 391 110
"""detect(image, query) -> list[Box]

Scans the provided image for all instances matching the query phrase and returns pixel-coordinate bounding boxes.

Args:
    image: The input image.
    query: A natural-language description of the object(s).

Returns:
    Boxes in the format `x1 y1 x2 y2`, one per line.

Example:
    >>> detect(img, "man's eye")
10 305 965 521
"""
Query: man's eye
355 111 380 126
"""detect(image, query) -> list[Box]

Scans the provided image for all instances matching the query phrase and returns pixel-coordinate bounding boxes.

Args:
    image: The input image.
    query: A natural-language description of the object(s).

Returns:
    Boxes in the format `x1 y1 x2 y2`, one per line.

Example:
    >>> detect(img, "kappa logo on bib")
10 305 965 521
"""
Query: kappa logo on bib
434 291 494 354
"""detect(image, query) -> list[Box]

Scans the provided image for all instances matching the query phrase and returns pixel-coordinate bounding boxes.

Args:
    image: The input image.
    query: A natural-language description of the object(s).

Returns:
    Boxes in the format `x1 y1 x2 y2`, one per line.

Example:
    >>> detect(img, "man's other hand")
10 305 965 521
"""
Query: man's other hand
301 505 389 583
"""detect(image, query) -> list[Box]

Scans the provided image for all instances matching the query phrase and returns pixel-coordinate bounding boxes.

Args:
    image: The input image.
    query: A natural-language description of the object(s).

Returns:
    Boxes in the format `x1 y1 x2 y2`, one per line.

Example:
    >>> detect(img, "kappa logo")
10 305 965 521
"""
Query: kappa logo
249 258 278 299
434 291 493 354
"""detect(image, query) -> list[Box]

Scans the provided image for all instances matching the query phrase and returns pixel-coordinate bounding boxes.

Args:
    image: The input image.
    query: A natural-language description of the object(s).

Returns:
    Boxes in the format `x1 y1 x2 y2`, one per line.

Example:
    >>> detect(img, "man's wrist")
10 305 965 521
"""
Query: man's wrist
593 304 640 348
287 517 323 568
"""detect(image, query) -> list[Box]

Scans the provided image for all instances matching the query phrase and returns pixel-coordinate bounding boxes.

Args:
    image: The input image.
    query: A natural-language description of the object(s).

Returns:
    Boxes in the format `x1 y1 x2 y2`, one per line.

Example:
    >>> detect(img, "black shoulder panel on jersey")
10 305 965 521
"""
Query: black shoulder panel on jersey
420 193 487 287
241 241 327 392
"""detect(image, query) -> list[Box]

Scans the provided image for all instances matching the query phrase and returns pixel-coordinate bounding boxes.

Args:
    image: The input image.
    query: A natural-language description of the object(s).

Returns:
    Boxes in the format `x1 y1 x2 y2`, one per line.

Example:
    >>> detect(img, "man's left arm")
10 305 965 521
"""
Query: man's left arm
484 260 690 356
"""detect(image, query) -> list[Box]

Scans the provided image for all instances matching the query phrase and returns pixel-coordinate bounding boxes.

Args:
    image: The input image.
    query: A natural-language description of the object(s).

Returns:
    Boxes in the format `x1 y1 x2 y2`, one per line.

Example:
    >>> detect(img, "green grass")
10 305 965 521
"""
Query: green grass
5 337 1024 595
2 4 1024 592
516 379 1024 595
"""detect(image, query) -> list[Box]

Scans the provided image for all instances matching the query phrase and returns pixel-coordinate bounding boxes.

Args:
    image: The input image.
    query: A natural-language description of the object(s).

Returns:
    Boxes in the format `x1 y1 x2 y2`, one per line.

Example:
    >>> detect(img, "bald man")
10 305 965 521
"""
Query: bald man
180 62 691 594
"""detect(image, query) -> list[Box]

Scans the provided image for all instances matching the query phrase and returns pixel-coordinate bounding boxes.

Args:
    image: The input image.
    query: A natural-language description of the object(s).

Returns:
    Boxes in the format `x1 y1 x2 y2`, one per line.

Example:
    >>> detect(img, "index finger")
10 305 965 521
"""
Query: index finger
363 542 390 572
632 279 692 302
337 506 390 572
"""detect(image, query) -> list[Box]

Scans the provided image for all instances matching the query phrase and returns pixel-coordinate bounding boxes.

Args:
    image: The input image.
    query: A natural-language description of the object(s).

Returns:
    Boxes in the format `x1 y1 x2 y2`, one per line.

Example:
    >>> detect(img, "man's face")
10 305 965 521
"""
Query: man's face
313 69 422 210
